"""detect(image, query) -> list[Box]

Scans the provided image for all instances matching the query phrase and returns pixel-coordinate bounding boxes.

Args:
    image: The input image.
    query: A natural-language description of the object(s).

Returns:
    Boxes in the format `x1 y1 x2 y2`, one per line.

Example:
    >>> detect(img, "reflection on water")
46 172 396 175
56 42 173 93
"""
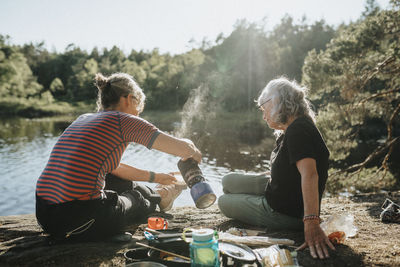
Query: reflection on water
0 116 76 216
0 111 274 215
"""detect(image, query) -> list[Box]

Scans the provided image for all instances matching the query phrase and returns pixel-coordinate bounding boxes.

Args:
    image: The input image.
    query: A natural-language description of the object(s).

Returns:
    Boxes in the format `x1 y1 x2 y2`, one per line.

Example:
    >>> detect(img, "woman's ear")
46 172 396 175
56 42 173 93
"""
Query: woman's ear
121 95 129 107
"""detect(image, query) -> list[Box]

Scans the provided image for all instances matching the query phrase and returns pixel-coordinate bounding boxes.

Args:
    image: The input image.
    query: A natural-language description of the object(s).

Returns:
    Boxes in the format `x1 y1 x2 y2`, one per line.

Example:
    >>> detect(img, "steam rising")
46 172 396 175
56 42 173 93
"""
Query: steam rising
174 84 213 138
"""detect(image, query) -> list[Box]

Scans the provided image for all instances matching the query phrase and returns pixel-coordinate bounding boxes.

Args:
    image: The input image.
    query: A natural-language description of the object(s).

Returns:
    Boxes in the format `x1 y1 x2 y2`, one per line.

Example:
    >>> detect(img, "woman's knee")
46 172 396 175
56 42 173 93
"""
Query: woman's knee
218 194 234 218
221 173 240 193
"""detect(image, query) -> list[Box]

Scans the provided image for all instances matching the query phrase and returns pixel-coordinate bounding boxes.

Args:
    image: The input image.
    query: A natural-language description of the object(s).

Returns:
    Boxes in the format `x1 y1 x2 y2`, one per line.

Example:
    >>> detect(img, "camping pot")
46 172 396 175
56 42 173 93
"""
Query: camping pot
218 242 259 266
177 158 216 209
124 247 149 263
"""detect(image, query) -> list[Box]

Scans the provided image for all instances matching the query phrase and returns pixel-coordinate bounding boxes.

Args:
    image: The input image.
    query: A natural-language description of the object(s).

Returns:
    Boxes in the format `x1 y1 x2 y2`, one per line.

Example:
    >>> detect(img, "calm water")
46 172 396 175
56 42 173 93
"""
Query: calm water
0 111 274 216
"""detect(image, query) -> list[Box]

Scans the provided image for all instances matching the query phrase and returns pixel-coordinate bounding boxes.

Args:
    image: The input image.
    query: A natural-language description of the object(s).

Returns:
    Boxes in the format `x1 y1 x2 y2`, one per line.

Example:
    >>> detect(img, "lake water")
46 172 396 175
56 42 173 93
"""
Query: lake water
0 111 274 216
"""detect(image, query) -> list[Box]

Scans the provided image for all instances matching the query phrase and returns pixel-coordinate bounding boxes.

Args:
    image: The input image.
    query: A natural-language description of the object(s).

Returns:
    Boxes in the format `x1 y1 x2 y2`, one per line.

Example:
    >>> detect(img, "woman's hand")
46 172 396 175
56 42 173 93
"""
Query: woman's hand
297 220 335 259
154 172 177 185
181 138 202 163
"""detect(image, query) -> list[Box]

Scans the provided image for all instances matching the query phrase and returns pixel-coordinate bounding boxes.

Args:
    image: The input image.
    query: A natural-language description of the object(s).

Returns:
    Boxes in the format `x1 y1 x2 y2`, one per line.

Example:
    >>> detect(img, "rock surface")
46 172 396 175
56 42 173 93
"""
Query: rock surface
1 191 399 266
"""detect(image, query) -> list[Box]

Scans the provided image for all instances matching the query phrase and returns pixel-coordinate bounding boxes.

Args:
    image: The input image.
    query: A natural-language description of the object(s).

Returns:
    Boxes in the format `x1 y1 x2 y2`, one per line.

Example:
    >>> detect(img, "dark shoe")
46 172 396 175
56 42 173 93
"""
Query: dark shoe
380 198 400 223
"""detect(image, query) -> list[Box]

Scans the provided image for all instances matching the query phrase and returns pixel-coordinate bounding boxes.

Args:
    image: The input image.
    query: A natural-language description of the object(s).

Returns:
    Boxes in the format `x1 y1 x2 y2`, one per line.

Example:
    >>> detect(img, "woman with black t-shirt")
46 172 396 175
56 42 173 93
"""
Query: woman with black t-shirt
218 77 335 259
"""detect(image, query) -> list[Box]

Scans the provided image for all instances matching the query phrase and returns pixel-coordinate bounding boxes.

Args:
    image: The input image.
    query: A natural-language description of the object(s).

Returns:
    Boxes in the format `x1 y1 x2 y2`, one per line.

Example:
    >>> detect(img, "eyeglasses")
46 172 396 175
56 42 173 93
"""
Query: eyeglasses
257 98 271 110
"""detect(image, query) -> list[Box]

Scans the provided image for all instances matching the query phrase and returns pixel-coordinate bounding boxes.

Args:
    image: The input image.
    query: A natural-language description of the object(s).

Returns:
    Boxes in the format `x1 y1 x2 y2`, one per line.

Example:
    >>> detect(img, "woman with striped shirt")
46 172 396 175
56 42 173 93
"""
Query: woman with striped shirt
35 72 201 241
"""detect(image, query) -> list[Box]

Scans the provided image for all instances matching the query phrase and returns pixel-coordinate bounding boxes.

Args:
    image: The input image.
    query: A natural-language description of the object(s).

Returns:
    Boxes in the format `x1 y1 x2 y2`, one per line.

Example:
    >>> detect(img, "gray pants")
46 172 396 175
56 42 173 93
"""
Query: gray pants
218 173 303 230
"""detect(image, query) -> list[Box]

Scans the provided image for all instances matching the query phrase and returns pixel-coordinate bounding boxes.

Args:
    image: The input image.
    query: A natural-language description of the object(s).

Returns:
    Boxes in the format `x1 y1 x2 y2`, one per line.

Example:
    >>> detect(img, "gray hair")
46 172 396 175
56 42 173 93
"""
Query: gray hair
95 72 145 113
257 77 315 130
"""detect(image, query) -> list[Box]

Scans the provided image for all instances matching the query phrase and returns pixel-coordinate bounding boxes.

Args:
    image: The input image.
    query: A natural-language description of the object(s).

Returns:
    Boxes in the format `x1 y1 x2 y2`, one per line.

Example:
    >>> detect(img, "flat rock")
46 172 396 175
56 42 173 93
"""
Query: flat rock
1 191 400 266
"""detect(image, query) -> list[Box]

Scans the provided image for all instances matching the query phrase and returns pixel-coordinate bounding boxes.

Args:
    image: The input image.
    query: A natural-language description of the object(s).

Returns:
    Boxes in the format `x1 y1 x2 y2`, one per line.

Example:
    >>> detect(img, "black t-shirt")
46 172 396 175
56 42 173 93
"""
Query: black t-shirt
265 116 330 218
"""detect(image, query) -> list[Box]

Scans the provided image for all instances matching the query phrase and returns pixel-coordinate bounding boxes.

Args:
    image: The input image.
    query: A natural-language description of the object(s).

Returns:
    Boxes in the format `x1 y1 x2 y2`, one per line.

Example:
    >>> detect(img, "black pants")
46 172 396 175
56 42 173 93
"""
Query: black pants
36 174 160 241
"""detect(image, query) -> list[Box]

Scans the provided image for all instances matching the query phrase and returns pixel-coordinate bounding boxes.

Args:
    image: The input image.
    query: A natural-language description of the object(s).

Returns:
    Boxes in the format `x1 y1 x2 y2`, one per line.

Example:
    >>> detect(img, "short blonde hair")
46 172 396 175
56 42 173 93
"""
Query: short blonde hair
257 77 315 125
95 72 145 113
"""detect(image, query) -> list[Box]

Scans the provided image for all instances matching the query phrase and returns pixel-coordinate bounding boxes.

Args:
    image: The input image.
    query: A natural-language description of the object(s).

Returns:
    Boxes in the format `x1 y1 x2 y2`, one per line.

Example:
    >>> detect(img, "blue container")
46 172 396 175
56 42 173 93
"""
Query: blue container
190 182 216 209
190 228 219 267
178 159 216 209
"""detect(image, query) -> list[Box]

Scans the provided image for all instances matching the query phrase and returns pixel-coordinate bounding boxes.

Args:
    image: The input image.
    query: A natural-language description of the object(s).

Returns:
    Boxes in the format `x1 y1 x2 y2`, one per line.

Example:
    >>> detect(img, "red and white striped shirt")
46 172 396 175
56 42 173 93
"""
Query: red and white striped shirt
36 111 160 204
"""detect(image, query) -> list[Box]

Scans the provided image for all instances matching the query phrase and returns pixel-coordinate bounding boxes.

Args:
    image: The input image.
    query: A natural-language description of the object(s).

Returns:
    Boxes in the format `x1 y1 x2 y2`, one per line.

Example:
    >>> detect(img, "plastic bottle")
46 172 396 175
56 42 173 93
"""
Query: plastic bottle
189 228 219 267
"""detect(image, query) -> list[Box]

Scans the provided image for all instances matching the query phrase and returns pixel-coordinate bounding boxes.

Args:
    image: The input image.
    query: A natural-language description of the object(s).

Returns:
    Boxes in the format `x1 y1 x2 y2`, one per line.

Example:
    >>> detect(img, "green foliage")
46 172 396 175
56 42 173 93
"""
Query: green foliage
303 2 400 178
326 167 397 193
0 40 42 98
49 77 64 94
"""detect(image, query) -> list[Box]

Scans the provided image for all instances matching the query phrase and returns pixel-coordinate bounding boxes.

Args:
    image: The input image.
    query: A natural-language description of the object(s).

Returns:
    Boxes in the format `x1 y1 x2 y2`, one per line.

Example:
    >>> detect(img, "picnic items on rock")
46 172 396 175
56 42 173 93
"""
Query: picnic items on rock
178 158 216 209
125 229 191 265
380 198 400 223
320 213 358 244
129 217 361 266
125 227 305 266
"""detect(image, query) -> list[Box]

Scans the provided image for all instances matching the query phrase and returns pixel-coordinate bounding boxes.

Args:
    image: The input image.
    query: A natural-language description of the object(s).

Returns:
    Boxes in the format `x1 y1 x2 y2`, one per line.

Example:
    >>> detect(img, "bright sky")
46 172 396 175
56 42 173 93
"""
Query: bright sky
0 0 391 55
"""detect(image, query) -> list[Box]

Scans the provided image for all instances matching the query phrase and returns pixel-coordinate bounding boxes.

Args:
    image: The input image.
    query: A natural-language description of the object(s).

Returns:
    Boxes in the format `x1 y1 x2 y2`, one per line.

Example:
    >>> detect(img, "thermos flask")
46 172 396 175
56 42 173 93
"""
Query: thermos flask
177 158 216 209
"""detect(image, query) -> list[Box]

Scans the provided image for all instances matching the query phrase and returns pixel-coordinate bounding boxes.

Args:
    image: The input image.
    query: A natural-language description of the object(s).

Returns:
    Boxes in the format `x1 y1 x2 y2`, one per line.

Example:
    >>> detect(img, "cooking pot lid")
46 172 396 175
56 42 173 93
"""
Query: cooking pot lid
218 242 256 262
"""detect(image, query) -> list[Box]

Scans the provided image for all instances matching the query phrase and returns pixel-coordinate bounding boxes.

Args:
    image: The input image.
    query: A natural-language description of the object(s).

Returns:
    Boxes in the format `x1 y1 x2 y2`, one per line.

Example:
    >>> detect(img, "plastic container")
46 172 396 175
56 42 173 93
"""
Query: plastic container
320 213 358 239
254 245 298 267
185 228 219 267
